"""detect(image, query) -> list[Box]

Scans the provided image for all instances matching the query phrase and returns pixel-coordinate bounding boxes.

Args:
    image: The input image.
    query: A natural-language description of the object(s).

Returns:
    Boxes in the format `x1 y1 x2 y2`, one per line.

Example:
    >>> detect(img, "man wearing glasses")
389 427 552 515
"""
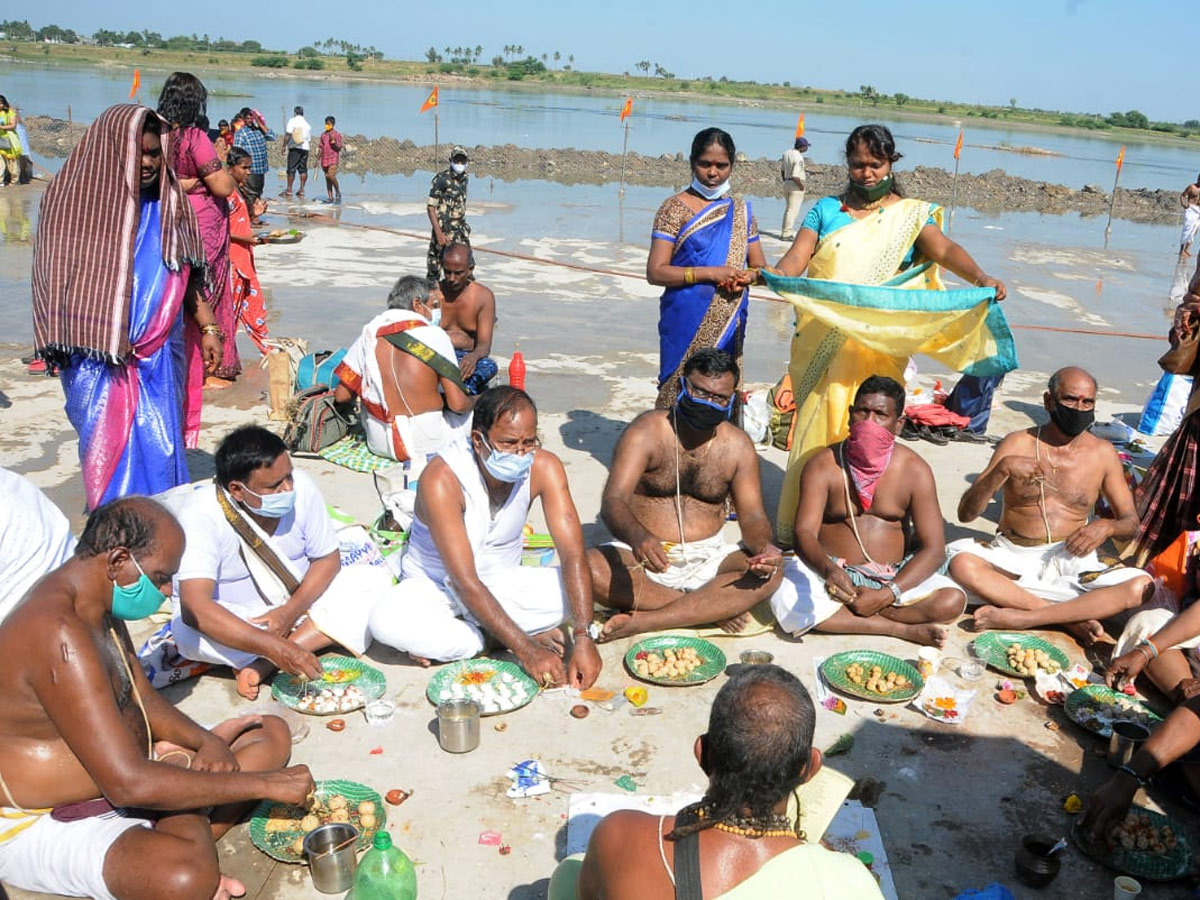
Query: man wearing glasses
368 386 602 690
589 349 783 641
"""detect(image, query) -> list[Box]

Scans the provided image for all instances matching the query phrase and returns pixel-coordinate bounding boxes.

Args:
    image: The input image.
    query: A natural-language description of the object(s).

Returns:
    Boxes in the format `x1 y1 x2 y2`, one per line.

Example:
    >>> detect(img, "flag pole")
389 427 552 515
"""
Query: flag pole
619 118 630 196
434 110 439 169
1105 151 1123 248
948 155 961 235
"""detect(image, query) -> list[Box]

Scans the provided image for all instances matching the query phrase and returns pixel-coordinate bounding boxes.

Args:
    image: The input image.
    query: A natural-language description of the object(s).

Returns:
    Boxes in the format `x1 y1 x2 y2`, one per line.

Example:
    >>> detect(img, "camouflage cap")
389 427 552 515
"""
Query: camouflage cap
450 145 469 161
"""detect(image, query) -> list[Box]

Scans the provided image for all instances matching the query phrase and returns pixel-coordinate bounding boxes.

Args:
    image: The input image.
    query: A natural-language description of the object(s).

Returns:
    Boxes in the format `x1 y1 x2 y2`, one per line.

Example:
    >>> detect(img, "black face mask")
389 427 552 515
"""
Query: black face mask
675 393 731 433
1049 402 1094 438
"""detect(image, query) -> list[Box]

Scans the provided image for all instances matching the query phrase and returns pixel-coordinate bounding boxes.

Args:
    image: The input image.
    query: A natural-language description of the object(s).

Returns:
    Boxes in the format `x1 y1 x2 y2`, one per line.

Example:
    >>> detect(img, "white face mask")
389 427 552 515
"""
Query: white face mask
690 176 731 201
451 162 467 175
429 307 442 326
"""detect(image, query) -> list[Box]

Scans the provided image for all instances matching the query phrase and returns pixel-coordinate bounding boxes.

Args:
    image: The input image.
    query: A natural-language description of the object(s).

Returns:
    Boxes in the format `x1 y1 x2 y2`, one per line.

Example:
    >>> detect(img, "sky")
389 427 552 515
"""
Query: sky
7 1 1187 122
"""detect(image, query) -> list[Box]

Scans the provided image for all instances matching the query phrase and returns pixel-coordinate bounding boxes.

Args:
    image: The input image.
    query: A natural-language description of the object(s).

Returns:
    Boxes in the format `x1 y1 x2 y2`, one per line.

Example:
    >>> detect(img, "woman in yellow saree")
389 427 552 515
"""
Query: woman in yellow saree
768 124 1013 545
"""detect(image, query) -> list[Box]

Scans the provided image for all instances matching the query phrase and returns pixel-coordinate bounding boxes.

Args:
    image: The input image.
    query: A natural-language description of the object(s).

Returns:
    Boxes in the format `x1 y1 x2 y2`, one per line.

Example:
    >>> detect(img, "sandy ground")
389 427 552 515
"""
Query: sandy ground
0 188 1193 899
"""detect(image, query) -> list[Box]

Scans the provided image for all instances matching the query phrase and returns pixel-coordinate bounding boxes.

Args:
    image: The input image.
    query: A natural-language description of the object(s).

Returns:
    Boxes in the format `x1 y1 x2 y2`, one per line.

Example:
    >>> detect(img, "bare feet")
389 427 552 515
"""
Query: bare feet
234 664 266 701
972 605 1022 632
718 612 752 634
204 376 235 390
408 652 432 668
598 612 641 643
214 874 246 900
904 623 948 648
531 627 566 657
1065 619 1109 647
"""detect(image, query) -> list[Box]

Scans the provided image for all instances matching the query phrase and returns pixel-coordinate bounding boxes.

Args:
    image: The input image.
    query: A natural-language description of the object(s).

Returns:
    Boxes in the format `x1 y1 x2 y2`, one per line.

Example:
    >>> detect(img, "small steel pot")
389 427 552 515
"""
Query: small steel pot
303 822 358 893
437 698 481 753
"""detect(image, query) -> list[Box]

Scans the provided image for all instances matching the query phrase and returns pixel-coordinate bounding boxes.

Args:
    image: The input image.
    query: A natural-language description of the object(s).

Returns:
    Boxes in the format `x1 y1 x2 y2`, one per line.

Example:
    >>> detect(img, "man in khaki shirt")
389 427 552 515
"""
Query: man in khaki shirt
780 137 809 241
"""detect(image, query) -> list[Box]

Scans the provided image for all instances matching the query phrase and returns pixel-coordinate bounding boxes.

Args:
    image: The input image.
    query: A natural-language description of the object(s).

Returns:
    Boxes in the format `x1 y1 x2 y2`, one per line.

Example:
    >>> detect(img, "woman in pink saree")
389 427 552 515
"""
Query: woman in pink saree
158 72 240 425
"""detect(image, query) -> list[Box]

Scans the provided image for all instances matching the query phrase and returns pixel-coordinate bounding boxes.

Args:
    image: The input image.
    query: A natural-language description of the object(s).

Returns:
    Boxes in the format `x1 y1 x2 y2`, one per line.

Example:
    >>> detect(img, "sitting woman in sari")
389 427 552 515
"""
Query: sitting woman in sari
647 127 765 411
770 123 1008 545
31 104 221 510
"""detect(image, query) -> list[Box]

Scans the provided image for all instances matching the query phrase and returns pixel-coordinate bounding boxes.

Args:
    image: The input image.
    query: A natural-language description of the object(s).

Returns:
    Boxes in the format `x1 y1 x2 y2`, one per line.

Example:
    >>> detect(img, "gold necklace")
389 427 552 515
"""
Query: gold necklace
712 821 795 838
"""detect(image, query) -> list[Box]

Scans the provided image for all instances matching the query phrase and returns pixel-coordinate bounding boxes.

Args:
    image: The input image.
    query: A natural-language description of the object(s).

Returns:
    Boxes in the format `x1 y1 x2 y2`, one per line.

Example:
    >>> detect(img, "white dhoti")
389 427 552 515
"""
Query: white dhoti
1183 205 1200 247
947 534 1150 604
368 567 568 661
172 564 393 669
0 808 151 900
1114 591 1200 674
606 533 743 592
770 555 963 636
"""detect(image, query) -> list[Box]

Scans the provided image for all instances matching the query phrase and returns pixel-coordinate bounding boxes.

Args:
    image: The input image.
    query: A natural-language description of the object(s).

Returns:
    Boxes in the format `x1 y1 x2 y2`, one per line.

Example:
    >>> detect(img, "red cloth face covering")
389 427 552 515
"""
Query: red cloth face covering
844 419 896 510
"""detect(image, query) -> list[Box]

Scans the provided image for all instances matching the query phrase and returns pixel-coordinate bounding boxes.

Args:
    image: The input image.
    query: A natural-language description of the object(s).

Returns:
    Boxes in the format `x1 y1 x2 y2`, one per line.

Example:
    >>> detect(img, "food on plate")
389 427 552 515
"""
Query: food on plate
300 814 320 832
845 663 910 695
1107 813 1178 856
437 667 531 713
321 668 361 684
633 646 704 679
360 812 377 830
1075 693 1155 732
296 684 368 714
1006 644 1062 676
290 836 306 855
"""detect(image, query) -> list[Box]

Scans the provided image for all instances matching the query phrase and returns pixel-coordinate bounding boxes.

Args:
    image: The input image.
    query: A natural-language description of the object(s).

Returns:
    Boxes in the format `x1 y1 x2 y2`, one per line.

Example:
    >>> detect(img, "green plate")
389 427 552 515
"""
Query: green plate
625 636 727 686
972 632 1070 677
249 778 385 864
1072 804 1191 881
1064 684 1163 739
820 650 924 703
425 658 539 715
271 656 387 715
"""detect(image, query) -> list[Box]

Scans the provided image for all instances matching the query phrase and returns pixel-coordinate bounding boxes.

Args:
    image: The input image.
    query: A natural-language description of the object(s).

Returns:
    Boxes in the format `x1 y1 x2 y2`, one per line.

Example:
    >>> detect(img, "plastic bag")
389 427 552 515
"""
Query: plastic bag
741 390 770 444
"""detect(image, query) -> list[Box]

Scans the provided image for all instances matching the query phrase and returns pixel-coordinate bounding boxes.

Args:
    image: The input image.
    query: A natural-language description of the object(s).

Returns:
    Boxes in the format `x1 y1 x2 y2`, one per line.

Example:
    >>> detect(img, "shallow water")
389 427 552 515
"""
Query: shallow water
1 62 1194 191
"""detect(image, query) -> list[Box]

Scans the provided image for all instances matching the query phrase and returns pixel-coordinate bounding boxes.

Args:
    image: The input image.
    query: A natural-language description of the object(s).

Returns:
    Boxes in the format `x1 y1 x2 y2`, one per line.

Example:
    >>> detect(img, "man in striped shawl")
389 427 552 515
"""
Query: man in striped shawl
32 104 221 509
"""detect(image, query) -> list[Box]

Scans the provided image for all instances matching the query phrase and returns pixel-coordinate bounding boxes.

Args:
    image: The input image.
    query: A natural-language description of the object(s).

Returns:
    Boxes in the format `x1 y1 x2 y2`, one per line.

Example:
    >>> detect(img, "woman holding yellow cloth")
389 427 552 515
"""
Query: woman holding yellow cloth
768 124 1013 545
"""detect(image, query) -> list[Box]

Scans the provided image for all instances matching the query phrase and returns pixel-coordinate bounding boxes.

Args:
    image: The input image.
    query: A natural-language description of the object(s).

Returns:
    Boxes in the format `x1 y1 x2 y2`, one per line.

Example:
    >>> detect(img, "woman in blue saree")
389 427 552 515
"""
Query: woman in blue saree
647 128 766 410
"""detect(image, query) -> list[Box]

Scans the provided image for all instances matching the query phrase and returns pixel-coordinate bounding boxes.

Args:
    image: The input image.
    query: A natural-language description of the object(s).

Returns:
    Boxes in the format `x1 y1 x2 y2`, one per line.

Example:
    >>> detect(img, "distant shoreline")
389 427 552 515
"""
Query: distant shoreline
2 44 1196 154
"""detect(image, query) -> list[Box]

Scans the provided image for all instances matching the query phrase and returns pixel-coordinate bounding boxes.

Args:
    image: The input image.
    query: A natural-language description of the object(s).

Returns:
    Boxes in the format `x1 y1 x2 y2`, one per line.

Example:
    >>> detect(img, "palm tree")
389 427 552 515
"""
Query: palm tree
553 50 560 62
568 54 574 65
516 44 524 56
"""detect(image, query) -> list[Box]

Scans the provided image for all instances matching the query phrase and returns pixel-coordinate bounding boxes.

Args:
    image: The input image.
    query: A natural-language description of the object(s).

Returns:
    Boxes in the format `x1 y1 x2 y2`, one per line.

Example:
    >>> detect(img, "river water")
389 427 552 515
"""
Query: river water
1 61 1196 191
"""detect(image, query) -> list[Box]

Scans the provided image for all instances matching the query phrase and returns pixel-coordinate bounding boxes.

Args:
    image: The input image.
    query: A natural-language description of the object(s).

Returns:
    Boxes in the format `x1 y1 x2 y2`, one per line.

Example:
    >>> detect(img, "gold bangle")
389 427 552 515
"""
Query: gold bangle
200 323 224 339
684 267 695 285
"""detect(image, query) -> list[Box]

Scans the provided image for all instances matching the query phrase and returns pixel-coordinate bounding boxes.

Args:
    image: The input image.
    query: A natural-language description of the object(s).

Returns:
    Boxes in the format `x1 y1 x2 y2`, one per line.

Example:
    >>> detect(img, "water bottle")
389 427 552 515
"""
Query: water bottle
508 348 526 391
352 831 417 900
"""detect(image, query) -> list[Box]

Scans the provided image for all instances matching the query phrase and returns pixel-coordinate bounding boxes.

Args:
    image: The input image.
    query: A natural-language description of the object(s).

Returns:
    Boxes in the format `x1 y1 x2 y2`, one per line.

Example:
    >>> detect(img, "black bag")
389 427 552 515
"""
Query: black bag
283 386 354 453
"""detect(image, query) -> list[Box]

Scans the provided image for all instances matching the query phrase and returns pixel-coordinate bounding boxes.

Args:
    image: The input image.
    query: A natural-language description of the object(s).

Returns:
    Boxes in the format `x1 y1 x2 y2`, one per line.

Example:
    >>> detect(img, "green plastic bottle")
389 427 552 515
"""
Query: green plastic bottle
352 831 417 900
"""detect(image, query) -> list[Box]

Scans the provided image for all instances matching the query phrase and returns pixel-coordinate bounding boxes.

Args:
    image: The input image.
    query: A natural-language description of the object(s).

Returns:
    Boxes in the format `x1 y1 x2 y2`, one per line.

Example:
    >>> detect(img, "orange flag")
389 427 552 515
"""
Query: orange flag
953 129 964 160
129 69 140 100
794 114 805 138
1115 145 1126 173
619 97 633 122
419 86 439 114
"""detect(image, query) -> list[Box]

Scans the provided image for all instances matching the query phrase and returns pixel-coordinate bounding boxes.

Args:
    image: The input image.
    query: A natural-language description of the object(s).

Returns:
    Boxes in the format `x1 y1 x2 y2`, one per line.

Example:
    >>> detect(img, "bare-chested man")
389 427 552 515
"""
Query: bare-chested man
949 366 1154 643
1181 174 1200 259
771 375 964 647
0 497 313 900
439 243 498 395
588 349 783 641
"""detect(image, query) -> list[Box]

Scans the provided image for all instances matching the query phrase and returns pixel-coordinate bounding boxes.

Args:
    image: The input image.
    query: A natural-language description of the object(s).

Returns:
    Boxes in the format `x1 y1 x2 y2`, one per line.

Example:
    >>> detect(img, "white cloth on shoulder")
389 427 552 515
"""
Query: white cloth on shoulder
0 468 76 623
947 534 1149 604
369 443 568 661
605 533 743 592
171 471 386 669
0 806 151 900
770 555 962 636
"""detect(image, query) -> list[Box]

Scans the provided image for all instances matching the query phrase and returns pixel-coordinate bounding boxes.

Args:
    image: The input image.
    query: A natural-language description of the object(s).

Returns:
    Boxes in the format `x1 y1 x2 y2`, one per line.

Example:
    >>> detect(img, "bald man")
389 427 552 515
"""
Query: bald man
949 367 1153 644
0 497 312 900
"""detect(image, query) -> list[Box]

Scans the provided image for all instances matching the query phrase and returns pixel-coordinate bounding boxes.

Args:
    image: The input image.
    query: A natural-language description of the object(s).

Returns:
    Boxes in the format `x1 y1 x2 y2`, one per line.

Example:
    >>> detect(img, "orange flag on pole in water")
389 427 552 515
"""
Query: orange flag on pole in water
953 129 964 160
419 86 439 114
1115 145 1126 173
795 114 805 138
129 69 140 100
619 97 633 122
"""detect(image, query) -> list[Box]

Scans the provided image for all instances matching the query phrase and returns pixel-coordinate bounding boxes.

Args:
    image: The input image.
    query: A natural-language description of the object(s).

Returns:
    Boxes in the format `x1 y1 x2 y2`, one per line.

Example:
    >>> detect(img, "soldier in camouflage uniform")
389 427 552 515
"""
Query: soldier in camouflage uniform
426 146 471 281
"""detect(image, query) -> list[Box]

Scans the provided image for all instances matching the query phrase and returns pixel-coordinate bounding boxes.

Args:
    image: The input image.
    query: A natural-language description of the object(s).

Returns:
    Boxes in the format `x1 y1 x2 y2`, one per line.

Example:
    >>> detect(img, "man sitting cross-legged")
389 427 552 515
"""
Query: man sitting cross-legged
171 426 390 700
949 366 1154 644
770 375 964 647
368 386 602 689
0 497 313 900
588 349 783 642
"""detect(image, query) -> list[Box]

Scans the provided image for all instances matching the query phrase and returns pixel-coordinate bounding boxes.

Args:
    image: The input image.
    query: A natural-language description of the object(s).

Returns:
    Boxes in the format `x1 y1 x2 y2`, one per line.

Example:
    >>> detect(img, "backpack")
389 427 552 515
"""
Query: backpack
283 385 355 453
295 349 347 392
766 373 798 451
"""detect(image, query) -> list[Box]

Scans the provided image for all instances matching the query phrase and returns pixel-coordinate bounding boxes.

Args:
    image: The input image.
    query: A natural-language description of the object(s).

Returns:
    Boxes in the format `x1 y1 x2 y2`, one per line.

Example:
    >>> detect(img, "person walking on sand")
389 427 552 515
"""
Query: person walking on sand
780 136 809 241
318 116 343 204
281 106 311 198
1181 174 1200 259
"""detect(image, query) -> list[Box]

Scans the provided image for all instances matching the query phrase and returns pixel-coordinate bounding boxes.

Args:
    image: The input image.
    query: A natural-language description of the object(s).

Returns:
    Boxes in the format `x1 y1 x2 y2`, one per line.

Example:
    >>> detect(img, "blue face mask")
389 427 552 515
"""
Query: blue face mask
690 176 731 201
111 555 167 621
241 484 296 518
429 307 442 327
480 438 535 483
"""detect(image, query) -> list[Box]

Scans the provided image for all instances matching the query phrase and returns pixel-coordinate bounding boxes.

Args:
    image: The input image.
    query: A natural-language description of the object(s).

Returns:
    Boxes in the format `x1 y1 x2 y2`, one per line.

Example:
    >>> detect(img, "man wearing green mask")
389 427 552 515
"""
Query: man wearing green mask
950 366 1153 644
0 496 313 900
